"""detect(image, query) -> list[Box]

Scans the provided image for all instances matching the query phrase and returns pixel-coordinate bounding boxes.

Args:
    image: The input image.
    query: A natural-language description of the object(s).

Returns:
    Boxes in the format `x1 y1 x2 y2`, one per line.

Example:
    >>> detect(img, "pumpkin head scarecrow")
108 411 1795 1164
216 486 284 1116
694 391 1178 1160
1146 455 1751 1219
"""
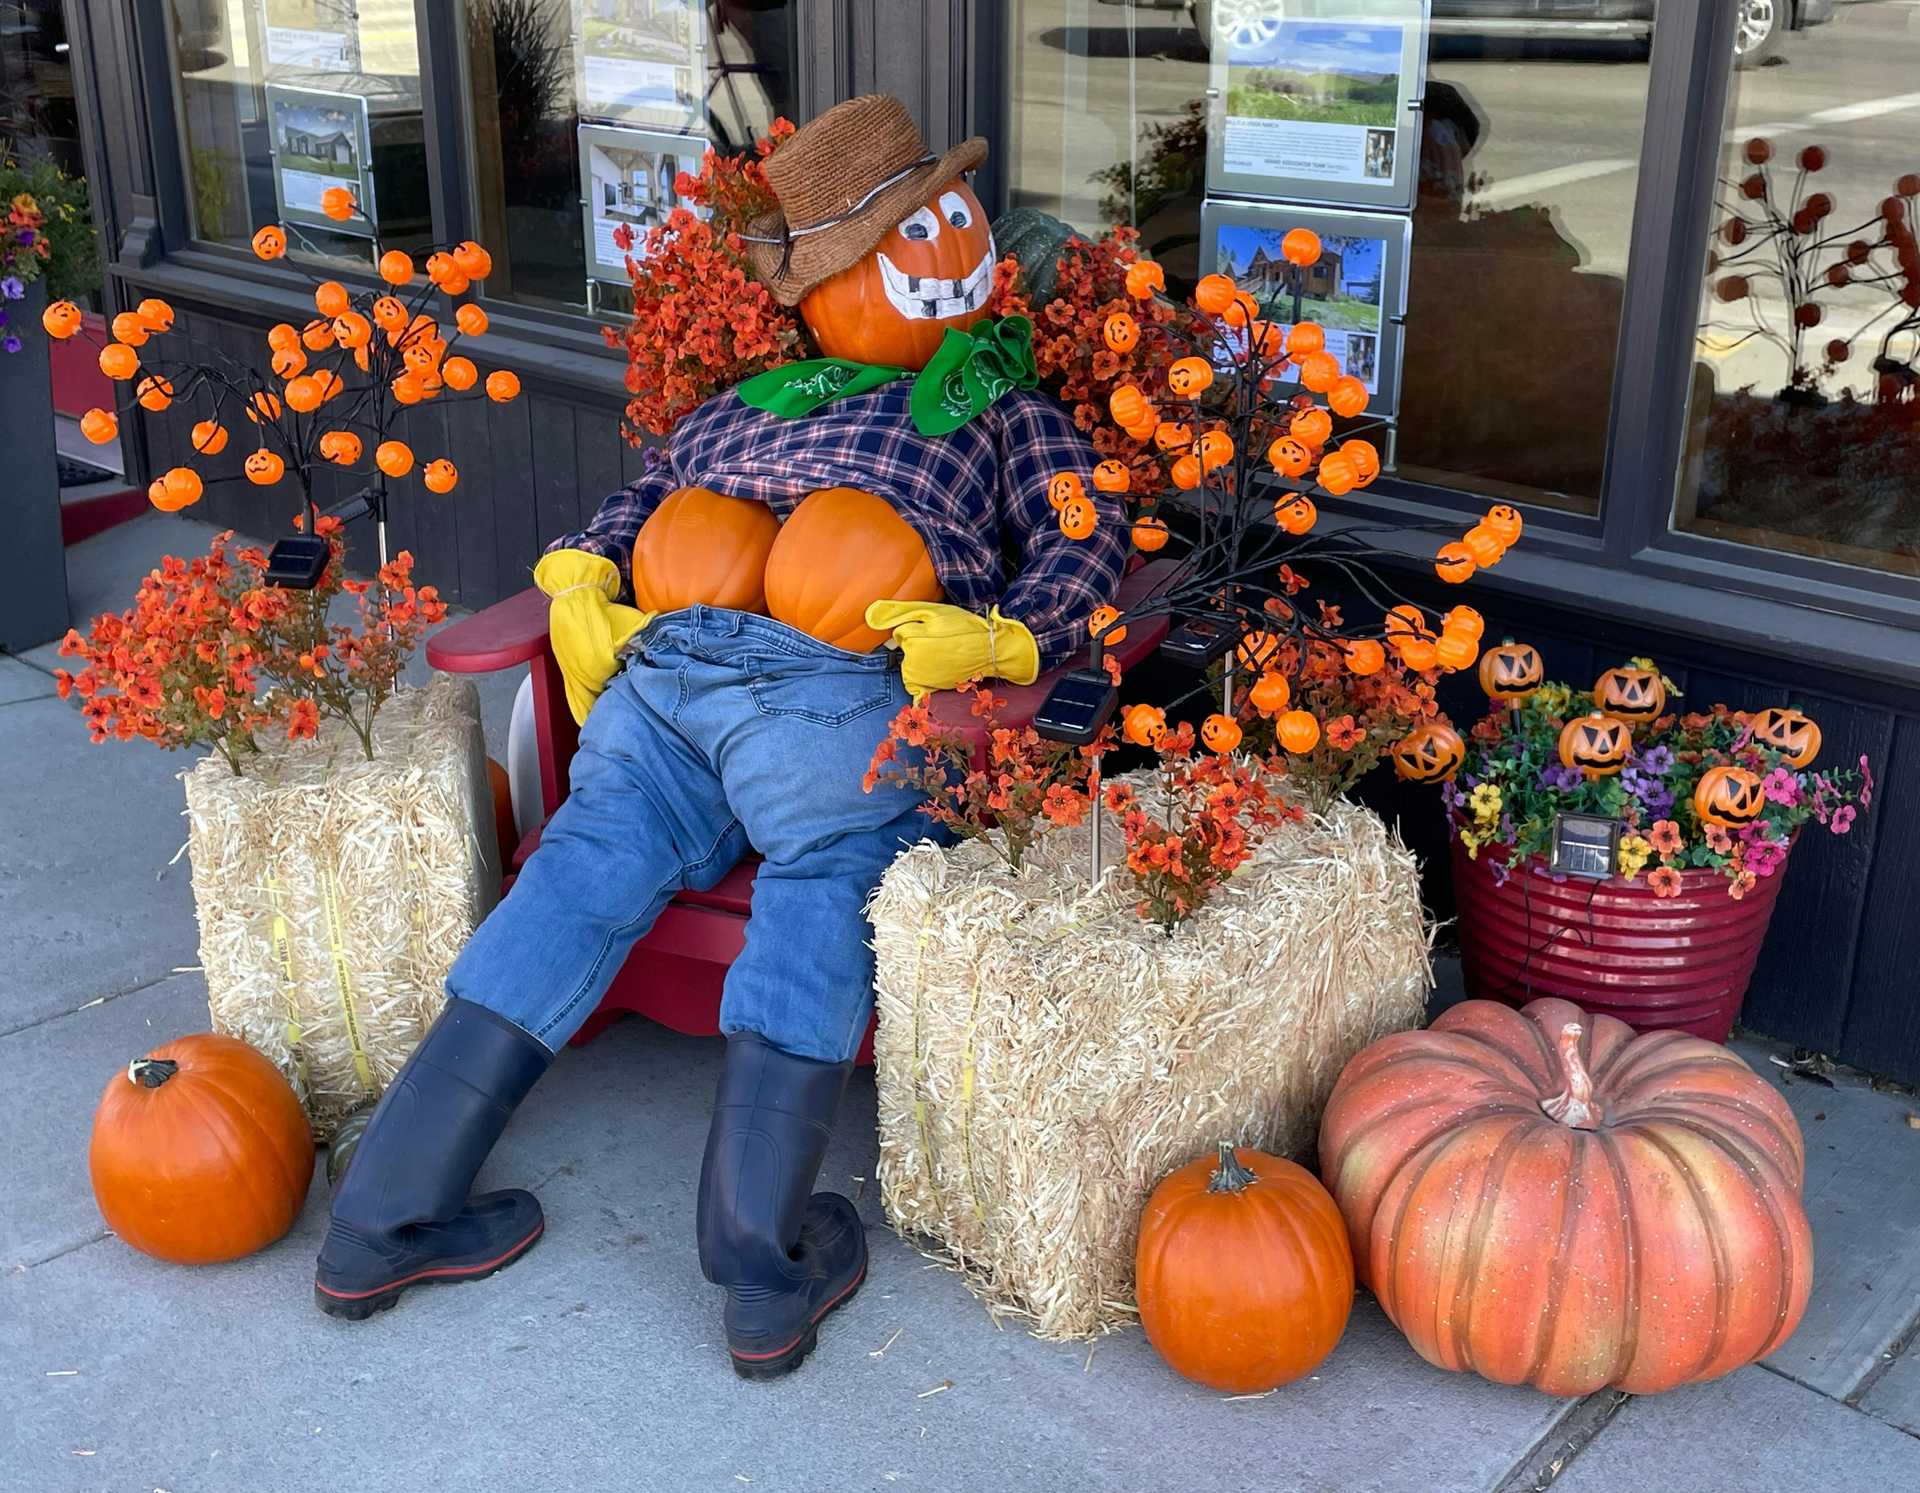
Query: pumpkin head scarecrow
315 95 1126 1378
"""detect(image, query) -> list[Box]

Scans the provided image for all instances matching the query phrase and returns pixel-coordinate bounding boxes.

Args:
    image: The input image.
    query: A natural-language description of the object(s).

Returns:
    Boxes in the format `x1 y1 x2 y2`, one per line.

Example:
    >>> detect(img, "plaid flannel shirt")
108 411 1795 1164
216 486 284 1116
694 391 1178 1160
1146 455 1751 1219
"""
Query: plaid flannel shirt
548 381 1127 666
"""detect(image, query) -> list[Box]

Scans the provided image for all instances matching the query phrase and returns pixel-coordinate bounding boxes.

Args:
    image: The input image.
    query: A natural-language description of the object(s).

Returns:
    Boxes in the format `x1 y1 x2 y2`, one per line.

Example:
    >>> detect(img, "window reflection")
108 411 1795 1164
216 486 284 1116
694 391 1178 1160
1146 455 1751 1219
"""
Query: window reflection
1678 2 1920 578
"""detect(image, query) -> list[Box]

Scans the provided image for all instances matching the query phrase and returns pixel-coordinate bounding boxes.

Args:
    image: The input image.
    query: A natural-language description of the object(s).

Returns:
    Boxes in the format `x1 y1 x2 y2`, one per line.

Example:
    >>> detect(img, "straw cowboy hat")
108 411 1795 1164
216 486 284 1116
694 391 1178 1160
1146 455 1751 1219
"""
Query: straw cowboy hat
742 94 988 306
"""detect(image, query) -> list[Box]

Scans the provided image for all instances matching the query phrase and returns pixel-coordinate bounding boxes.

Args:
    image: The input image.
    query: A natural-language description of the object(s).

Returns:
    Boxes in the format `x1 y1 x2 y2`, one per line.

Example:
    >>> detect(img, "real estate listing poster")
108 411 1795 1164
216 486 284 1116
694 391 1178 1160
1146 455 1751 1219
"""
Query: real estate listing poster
265 85 377 236
574 0 707 133
1201 199 1410 419
258 0 359 72
1205 0 1427 212
577 123 708 284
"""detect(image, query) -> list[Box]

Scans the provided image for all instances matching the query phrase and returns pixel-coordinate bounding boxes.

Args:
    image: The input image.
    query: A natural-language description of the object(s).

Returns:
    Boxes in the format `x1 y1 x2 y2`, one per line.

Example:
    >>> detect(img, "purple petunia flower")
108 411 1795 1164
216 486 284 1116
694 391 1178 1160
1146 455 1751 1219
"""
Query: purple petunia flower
1633 744 1674 777
1489 857 1511 887
0 275 21 300
1540 762 1585 792
1 334 20 354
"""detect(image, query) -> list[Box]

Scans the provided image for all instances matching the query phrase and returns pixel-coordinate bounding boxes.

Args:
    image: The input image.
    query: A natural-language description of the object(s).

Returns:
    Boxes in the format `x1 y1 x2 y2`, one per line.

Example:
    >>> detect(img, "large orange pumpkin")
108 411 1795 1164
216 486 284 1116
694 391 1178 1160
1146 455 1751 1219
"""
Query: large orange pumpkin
89 1034 314 1264
1319 998 1812 1397
1135 1143 1354 1393
764 486 942 653
798 180 994 371
629 486 782 616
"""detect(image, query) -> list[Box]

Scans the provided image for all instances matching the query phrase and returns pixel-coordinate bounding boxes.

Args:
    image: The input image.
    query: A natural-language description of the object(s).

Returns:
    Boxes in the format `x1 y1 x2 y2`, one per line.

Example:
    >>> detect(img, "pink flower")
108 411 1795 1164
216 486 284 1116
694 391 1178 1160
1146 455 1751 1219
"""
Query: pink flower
1830 804 1856 834
1762 767 1800 806
1860 754 1873 809
1728 870 1757 900
1648 866 1683 898
1703 823 1732 855
1648 819 1682 856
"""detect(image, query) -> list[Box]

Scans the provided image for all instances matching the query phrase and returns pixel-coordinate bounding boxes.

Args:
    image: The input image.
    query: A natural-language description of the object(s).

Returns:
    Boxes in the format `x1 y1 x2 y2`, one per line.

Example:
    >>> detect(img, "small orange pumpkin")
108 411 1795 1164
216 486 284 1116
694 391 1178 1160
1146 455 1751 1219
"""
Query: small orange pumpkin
422 459 459 494
1478 642 1543 701
375 440 413 478
98 343 139 381
190 420 229 456
1434 632 1477 672
301 318 336 351
1485 504 1524 544
1391 721 1465 783
1343 639 1385 676
1249 671 1291 714
318 430 362 465
314 280 351 318
267 322 300 352
1267 437 1311 477
1290 407 1332 447
455 303 489 337
1170 454 1203 490
160 467 203 507
1124 260 1165 299
1694 764 1766 826
1197 430 1233 471
1059 497 1098 540
378 250 414 286
1088 460 1128 494
1559 712 1632 777
1442 605 1484 641
79 408 118 444
1154 420 1193 453
270 345 307 379
332 311 373 350
1131 515 1170 552
1435 542 1476 583
1287 322 1325 359
1200 714 1242 754
320 186 355 220
799 180 994 371
1342 439 1381 483
485 370 521 402
1317 452 1357 495
1594 663 1666 724
110 311 149 347
764 486 944 653
1167 357 1212 397
1137 1143 1353 1393
1395 636 1438 671
1109 385 1150 428
135 374 174 412
41 298 83 338
1462 524 1505 567
1192 274 1236 315
136 297 176 333
1276 709 1321 753
453 240 494 279
1297 351 1339 393
1327 375 1368 418
441 356 479 392
89 1034 313 1265
1749 706 1821 768
283 375 322 414
1123 702 1168 747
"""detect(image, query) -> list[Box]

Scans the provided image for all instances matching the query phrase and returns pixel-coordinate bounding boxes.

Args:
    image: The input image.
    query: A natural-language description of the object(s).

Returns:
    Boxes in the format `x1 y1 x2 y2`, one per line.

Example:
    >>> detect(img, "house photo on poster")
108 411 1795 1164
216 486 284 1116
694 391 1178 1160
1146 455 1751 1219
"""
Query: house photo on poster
265 85 376 235
575 0 706 131
578 124 706 284
1203 199 1408 415
1206 0 1427 211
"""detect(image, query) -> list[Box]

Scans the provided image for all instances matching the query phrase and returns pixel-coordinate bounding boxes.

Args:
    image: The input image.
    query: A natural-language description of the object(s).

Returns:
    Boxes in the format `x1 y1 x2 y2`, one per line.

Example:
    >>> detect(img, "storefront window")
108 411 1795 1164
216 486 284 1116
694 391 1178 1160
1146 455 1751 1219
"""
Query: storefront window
1003 0 1656 513
461 0 798 318
172 1 433 266
1677 5 1920 579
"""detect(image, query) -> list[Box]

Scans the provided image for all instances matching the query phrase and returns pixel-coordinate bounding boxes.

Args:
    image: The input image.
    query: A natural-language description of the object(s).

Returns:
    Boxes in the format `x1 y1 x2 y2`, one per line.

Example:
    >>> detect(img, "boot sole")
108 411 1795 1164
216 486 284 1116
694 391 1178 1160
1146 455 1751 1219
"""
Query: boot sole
728 1260 868 1381
313 1220 545 1321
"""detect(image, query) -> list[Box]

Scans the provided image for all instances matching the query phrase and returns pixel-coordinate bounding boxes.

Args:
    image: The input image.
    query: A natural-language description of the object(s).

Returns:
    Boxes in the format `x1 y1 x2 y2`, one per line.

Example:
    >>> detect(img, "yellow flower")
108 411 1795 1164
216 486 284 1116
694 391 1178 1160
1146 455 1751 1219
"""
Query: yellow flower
1469 783 1502 825
1536 683 1573 719
1617 834 1652 881
1459 828 1483 859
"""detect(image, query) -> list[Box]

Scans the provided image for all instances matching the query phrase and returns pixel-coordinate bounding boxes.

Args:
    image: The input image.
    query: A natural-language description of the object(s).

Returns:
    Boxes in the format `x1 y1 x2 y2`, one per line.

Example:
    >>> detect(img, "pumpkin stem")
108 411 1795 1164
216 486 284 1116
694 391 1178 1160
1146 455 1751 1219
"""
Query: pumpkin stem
1207 1141 1259 1193
1540 1024 1603 1130
128 1058 180 1089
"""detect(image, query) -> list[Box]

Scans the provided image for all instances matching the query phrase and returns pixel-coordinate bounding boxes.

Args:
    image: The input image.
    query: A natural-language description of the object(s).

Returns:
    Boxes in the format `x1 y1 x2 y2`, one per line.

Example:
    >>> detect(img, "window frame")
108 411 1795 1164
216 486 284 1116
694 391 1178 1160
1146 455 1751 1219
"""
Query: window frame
981 0 1920 682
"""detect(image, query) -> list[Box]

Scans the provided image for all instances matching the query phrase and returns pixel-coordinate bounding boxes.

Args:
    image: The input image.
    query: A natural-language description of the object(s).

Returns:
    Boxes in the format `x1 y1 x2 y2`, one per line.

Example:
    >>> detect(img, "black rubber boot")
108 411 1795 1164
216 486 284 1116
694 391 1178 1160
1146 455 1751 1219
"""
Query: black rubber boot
314 999 552 1320
697 1033 868 1379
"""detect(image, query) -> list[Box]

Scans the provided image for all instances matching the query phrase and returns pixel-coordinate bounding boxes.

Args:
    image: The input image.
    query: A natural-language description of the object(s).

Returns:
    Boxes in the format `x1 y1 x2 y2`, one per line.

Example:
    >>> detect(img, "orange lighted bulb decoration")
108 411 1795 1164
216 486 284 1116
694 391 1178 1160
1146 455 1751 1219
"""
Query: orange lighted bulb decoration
423 459 459 494
79 408 118 444
1479 642 1543 703
1749 706 1821 768
319 187 355 221
1559 712 1632 778
1047 472 1084 511
1593 663 1667 725
1131 515 1170 552
1201 714 1243 754
1092 459 1130 493
41 299 84 338
1694 764 1767 827
1391 721 1465 783
111 311 148 347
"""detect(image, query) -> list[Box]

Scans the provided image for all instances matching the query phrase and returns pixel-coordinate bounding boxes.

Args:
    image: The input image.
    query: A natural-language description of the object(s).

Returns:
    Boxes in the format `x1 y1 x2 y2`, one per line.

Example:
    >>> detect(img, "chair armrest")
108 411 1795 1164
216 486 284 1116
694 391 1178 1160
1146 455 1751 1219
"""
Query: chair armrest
426 587 551 674
926 558 1178 744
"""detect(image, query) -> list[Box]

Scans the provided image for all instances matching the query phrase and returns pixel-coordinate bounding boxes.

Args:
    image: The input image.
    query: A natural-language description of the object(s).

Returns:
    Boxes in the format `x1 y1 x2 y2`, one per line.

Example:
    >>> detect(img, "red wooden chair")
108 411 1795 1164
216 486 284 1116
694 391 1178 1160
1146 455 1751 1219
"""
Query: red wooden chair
426 561 1173 1058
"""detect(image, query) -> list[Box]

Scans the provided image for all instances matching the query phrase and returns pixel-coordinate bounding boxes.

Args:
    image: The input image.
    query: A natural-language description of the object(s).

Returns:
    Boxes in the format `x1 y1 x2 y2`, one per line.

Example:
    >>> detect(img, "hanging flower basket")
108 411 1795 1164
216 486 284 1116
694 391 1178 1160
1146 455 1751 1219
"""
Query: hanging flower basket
1450 833 1790 1042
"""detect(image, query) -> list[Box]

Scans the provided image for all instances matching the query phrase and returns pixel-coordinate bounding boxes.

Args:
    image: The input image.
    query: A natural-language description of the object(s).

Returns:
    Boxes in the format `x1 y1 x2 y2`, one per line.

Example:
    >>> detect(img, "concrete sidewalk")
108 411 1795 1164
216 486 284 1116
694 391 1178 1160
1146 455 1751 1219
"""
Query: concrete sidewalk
4 516 1918 1493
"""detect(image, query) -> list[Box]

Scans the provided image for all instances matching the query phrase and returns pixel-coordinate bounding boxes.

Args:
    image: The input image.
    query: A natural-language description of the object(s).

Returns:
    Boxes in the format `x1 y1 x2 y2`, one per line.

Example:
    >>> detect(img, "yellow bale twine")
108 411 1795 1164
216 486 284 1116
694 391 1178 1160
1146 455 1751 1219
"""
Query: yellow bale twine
869 785 1432 1340
182 674 500 1140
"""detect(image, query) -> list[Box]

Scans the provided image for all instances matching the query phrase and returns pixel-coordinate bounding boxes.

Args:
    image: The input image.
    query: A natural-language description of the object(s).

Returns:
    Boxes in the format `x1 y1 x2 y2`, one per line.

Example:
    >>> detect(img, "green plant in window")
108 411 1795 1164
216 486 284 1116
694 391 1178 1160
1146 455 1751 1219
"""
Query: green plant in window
189 146 232 242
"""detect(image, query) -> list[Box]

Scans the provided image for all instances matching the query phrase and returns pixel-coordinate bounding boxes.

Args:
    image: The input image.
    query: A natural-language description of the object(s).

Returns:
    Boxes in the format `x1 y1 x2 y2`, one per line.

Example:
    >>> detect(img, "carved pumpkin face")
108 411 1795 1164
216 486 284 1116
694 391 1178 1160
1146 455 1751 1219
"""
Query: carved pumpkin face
1200 713 1243 754
1594 665 1666 724
1749 706 1821 768
1558 713 1632 777
1694 765 1766 827
1478 643 1542 700
1392 721 1465 783
799 181 994 371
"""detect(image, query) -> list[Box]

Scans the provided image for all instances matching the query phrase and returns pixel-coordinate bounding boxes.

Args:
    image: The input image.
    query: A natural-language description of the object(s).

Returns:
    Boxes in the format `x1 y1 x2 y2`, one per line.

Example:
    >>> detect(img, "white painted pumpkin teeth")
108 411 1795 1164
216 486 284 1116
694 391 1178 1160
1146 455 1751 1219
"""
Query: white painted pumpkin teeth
877 247 995 322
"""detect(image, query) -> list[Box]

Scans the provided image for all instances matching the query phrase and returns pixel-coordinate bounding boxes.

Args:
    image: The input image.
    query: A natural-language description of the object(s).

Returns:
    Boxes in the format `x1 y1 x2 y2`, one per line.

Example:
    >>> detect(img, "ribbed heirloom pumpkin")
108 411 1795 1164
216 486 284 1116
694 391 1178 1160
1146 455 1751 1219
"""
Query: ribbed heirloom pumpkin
630 485 783 615
1318 998 1811 1397
89 1034 314 1264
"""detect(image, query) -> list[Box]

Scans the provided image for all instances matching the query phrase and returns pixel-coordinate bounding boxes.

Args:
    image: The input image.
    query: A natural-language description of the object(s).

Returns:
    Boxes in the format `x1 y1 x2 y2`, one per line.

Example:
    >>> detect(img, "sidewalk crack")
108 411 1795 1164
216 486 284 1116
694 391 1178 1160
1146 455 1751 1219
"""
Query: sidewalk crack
0 970 192 1041
12 1229 112 1274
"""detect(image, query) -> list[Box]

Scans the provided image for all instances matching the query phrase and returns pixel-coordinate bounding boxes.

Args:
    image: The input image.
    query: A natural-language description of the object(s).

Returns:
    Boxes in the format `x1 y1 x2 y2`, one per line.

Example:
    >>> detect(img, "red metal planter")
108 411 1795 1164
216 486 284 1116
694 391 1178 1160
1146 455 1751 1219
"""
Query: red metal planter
1450 835 1789 1042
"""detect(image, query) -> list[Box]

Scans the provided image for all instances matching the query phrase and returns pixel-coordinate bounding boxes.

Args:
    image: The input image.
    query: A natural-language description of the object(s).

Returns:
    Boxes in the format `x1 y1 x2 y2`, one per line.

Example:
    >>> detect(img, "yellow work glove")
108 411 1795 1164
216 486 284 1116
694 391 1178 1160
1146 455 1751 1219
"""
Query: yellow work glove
533 549 653 725
863 600 1040 700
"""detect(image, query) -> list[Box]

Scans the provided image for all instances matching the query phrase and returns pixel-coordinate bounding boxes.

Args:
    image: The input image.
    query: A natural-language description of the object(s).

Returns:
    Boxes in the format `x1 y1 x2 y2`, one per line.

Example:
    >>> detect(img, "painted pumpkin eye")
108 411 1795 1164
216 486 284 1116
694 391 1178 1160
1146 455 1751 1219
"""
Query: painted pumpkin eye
899 206 941 242
938 190 973 229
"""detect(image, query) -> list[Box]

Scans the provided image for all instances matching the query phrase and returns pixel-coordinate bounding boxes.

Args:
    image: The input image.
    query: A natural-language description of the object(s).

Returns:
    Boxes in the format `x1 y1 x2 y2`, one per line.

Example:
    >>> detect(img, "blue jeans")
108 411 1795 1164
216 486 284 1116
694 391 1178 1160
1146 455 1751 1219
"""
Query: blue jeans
448 608 925 1063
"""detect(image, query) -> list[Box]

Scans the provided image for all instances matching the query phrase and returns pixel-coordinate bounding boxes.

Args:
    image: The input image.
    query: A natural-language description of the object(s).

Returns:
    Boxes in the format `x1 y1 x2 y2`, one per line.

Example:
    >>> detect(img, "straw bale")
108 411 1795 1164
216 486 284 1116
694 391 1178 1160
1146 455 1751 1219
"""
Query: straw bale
869 780 1431 1339
183 674 500 1139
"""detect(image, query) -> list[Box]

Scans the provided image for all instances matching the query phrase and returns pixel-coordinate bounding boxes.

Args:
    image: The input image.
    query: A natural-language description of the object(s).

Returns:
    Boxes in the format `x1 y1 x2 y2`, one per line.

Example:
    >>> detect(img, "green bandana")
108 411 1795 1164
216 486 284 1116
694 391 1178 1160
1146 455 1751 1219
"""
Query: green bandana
735 316 1038 436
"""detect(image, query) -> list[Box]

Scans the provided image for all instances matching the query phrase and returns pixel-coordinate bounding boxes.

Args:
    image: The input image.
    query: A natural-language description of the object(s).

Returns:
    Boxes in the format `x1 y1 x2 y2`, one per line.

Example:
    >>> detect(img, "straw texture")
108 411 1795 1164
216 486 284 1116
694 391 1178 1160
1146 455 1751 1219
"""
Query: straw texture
183 675 500 1139
869 780 1432 1340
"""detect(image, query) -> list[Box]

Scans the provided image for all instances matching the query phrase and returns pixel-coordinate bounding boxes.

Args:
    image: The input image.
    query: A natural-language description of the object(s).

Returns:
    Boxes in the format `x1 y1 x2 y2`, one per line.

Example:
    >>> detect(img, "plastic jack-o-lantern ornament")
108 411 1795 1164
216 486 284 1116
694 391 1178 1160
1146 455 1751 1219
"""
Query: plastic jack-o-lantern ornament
1200 713 1243 754
1131 515 1170 552
1559 712 1632 778
1168 357 1212 398
423 459 459 494
1748 706 1821 768
1124 703 1168 748
244 448 285 485
41 298 84 338
1694 764 1766 827
251 225 286 260
1391 721 1465 784
799 180 994 372
1594 663 1666 724
1478 642 1543 702
318 430 362 465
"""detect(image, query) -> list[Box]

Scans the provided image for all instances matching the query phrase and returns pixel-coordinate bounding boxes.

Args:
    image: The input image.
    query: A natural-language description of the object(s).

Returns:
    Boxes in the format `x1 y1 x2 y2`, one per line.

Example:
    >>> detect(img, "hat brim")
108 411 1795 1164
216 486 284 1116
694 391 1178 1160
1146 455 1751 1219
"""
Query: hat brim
745 136 990 307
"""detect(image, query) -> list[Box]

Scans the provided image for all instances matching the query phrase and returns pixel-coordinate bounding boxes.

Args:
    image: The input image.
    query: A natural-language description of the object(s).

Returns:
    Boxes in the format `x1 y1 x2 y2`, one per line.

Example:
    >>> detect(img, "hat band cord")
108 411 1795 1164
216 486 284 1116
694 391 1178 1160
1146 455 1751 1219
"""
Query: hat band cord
738 153 943 266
